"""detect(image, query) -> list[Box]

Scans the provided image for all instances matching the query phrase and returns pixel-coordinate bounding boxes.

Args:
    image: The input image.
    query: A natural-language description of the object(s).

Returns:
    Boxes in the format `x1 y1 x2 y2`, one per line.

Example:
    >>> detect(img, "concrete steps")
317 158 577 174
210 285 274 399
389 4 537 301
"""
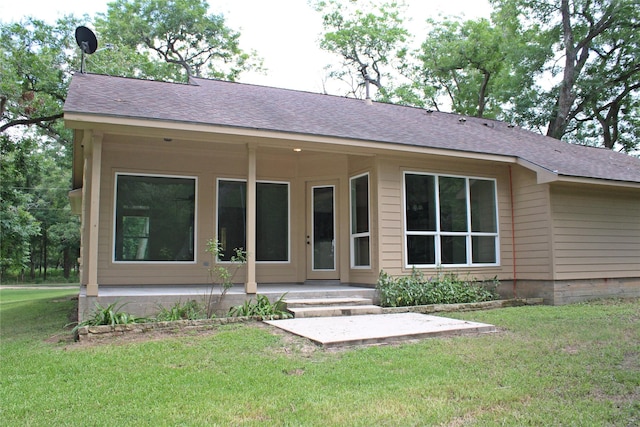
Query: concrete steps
285 297 383 318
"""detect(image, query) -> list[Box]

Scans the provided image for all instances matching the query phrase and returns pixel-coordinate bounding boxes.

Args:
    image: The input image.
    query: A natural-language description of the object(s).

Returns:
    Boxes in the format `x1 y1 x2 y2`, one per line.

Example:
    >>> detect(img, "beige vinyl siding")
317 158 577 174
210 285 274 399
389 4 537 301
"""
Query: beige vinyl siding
551 184 640 280
510 167 553 280
377 157 404 276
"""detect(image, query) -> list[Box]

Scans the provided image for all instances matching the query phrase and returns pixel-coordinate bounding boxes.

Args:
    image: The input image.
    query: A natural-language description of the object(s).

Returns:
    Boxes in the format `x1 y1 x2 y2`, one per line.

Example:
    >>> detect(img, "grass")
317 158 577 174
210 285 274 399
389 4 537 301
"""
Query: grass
1 288 638 426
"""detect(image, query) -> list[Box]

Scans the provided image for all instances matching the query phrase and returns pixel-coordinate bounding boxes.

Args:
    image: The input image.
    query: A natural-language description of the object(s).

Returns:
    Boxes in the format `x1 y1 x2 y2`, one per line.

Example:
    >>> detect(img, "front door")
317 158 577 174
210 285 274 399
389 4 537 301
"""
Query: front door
306 181 339 280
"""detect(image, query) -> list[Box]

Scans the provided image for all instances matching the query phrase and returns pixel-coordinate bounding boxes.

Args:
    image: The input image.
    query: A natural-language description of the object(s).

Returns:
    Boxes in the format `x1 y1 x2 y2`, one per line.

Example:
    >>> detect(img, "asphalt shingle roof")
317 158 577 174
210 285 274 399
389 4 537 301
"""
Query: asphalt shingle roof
64 73 640 184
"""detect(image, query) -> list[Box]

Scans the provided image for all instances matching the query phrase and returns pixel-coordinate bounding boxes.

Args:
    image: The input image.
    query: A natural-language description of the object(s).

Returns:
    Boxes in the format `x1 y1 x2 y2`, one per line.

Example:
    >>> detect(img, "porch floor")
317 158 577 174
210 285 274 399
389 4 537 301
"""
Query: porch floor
79 283 377 299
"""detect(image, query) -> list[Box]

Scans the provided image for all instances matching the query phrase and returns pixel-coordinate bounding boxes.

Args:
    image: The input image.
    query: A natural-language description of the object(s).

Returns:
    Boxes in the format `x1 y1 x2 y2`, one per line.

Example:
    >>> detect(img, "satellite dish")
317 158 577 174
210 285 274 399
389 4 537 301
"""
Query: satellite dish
75 26 98 73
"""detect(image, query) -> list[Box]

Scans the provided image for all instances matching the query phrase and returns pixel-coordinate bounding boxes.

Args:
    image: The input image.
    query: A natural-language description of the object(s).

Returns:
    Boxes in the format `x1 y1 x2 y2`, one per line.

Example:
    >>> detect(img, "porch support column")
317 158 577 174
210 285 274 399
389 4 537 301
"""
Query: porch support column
85 132 103 297
245 142 257 293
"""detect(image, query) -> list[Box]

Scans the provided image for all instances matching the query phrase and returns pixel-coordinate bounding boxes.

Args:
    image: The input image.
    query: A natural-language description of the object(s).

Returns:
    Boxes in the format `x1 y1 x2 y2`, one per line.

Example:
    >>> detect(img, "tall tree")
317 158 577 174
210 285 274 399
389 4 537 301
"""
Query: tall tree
491 0 640 151
0 135 41 280
312 0 410 99
0 1 261 279
414 18 535 118
0 16 80 136
1 17 78 279
95 0 260 81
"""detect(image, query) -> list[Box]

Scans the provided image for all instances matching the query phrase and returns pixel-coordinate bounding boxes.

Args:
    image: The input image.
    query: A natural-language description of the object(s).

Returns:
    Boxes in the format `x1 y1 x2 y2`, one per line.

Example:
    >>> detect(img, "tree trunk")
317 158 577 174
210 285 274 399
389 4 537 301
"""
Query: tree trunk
42 228 48 281
30 250 36 280
546 0 576 139
63 247 71 279
477 71 490 118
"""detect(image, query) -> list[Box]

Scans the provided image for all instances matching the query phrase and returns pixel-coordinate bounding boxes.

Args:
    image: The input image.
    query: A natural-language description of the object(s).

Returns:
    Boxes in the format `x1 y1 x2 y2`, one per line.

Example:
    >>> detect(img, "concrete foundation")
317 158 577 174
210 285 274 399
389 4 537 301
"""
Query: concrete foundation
499 277 640 305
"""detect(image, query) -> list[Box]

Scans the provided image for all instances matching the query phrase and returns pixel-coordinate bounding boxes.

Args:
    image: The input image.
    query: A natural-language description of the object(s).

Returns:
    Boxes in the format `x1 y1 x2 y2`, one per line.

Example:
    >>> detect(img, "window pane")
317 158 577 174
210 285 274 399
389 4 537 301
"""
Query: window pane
122 216 149 260
472 236 496 263
405 174 436 231
353 236 370 267
439 177 467 232
470 179 497 232
407 235 435 265
217 180 246 261
313 186 335 270
115 175 195 261
440 235 467 264
257 182 288 261
351 175 369 234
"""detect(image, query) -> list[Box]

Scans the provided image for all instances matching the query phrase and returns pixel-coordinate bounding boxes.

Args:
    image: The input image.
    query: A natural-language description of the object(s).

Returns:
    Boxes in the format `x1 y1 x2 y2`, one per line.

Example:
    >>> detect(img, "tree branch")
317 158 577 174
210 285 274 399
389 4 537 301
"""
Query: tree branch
0 113 63 133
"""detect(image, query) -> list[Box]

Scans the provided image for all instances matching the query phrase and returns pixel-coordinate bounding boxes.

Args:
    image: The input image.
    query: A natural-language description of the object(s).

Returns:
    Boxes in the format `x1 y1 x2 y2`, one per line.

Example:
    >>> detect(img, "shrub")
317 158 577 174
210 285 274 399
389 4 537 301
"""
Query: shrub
377 268 499 307
204 239 247 317
71 301 149 337
155 300 206 321
228 294 293 320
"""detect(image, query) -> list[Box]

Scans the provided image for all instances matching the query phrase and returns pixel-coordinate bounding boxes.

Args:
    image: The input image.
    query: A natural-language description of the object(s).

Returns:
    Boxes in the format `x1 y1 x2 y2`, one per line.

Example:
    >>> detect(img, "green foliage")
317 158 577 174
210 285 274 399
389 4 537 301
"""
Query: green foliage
1 16 84 281
204 238 247 317
94 0 262 81
228 294 292 320
377 268 499 307
313 0 410 99
0 4 261 284
72 301 148 333
0 16 80 136
412 16 546 119
489 0 640 151
155 300 206 321
205 239 247 291
314 0 639 151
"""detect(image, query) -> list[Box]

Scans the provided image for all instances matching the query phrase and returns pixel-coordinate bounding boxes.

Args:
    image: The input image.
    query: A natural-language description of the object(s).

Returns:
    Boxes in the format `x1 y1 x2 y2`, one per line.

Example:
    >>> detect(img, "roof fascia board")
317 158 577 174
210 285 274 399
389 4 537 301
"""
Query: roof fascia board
552 175 640 189
515 157 640 189
516 158 558 184
64 113 515 164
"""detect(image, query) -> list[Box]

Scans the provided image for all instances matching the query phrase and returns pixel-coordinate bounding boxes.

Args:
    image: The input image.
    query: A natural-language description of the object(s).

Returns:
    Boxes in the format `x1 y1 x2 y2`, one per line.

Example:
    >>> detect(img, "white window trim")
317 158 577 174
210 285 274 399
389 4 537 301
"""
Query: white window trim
403 171 500 268
216 178 291 264
113 172 198 264
350 172 371 269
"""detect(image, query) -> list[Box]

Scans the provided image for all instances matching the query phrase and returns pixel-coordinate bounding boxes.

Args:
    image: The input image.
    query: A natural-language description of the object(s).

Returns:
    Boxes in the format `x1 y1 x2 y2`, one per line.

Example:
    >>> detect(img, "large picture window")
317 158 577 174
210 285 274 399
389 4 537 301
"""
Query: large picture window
114 174 196 262
350 173 370 268
217 179 289 262
404 172 498 267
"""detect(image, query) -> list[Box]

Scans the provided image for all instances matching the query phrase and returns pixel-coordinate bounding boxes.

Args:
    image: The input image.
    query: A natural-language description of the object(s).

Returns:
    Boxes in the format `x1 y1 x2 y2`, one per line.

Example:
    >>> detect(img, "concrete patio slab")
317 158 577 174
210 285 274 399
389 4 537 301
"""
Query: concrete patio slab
264 312 496 348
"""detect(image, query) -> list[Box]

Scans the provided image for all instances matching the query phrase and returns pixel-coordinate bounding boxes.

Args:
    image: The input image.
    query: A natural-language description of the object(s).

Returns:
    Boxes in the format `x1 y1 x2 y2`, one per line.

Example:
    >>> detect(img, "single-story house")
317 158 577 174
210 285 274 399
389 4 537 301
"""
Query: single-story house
64 73 640 319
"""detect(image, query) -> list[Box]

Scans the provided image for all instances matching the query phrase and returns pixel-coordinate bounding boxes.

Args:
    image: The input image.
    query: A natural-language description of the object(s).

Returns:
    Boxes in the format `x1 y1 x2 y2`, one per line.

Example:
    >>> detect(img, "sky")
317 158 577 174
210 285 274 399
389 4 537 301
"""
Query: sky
1 0 491 93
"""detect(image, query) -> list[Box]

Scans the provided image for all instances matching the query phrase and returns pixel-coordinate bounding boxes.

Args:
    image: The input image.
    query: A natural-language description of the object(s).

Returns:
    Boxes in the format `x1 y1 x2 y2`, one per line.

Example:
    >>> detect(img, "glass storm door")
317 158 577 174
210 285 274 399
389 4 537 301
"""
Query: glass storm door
306 182 339 280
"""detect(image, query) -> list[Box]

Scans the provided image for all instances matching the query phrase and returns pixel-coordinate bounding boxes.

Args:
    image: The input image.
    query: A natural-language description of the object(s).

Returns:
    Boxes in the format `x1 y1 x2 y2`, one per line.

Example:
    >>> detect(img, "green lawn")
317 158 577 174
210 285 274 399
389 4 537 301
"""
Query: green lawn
1 288 638 426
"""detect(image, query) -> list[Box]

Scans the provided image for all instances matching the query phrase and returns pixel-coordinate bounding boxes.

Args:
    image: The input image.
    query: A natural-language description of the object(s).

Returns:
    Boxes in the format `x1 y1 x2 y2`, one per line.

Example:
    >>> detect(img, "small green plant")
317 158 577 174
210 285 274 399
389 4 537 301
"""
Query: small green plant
155 300 205 321
70 301 149 337
228 294 292 320
204 239 247 317
377 267 499 307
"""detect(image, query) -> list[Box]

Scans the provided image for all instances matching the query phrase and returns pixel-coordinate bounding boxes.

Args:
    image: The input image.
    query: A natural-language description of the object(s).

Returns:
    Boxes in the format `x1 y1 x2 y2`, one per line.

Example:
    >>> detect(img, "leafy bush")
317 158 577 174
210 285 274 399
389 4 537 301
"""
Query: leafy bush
155 300 206 321
204 239 247 317
228 294 292 320
71 301 149 335
377 268 499 307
